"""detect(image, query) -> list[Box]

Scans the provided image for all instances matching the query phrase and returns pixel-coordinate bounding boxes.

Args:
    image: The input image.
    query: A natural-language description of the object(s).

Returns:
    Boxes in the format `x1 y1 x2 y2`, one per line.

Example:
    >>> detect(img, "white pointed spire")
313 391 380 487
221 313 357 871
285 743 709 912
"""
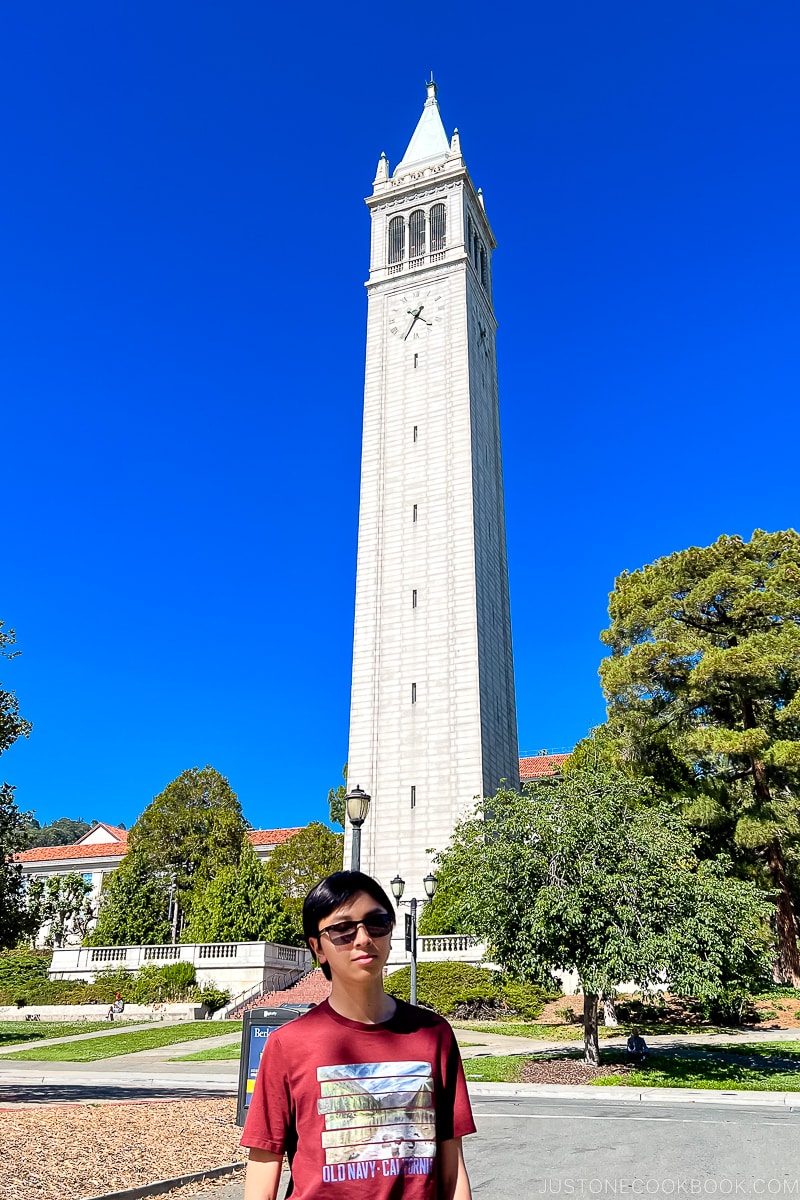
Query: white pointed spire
373 152 389 185
394 76 451 175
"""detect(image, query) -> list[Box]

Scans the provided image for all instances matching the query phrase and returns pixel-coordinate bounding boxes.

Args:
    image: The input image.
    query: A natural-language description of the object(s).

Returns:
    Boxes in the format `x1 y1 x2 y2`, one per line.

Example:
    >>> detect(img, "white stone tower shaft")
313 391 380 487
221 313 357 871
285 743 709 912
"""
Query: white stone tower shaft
345 82 519 898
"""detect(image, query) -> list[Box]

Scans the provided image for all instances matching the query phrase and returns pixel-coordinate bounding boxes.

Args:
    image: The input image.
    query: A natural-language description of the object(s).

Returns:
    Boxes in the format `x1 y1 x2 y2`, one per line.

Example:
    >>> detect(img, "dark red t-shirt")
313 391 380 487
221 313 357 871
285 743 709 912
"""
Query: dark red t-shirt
241 999 476 1199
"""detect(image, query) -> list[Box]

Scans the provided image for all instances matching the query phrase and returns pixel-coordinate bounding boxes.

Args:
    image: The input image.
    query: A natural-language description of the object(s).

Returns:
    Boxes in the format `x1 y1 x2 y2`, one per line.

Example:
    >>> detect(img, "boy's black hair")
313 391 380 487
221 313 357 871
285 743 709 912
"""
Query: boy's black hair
303 871 395 981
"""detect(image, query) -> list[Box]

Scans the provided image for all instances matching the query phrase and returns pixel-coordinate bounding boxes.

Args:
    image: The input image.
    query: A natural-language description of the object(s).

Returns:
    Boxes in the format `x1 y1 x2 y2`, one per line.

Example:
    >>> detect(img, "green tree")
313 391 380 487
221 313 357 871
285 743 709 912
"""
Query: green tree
0 624 35 950
26 872 94 948
432 771 772 1063
24 817 92 849
327 765 347 829
268 822 344 931
90 851 172 946
129 766 248 921
600 529 800 983
0 624 32 758
183 844 298 945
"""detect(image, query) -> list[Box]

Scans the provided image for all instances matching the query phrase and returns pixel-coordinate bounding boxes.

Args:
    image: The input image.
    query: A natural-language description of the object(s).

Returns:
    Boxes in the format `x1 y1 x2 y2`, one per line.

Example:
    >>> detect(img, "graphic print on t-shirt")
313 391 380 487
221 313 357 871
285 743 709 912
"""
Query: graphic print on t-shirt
316 1060 435 1179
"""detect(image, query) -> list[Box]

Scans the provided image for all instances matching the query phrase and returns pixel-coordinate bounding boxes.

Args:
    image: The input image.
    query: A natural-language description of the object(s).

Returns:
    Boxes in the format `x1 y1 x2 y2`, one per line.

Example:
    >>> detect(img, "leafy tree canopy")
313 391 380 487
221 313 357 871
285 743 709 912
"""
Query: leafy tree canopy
129 766 248 916
183 844 298 946
23 817 93 849
268 822 344 932
26 873 94 948
600 528 800 982
432 771 773 1062
0 623 34 950
328 765 347 830
90 850 171 946
0 624 31 759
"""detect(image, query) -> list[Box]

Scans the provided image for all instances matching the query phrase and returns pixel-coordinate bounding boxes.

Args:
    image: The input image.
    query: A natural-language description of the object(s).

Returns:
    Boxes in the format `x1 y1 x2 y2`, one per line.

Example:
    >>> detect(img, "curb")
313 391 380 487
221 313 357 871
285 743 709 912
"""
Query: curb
467 1081 800 1106
82 1161 246 1200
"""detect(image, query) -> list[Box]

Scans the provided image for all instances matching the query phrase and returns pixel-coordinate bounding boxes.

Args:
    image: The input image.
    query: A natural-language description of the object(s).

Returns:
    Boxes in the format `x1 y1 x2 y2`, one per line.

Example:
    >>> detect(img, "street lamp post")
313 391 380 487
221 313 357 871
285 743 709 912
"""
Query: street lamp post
345 785 371 872
390 872 437 1007
168 873 179 946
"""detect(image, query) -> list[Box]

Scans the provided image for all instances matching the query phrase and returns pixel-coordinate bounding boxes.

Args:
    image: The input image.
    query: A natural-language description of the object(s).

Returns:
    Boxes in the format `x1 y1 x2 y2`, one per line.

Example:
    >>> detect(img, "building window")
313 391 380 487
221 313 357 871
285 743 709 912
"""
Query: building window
413 353 418 368
430 203 446 252
388 215 405 265
82 872 93 886
413 504 417 523
413 425 418 442
412 588 417 607
411 682 417 703
409 209 426 260
480 245 488 289
410 785 416 808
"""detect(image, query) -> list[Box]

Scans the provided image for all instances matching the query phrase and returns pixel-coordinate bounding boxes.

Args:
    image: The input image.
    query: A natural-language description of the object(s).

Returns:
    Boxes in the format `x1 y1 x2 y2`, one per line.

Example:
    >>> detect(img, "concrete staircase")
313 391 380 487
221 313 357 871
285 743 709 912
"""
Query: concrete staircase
229 968 331 1017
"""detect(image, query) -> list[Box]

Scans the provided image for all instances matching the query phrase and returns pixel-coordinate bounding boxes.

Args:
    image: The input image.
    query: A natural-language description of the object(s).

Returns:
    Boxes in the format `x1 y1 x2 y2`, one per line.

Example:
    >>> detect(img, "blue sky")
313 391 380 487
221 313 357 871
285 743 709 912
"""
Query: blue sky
2 2 798 831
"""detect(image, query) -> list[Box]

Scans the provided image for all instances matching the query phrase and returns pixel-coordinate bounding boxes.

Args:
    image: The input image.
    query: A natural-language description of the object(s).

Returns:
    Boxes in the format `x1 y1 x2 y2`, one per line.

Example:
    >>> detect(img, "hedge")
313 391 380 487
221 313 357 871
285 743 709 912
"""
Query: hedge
384 963 561 1018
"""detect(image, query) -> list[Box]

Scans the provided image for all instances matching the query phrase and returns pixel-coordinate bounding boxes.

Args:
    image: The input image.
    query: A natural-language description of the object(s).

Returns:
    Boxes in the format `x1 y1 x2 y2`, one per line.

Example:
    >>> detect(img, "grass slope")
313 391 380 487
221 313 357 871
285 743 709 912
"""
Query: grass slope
454 1020 744 1040
461 1043 800 1091
0 1021 241 1062
0 1020 137 1047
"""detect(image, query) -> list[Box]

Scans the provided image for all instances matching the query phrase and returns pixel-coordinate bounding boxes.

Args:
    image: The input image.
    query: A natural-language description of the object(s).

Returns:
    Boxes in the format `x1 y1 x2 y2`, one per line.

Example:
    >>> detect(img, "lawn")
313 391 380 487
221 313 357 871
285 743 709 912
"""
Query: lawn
171 1041 241 1062
459 1043 800 1091
454 1020 743 1040
0 1021 242 1062
0 1020 138 1047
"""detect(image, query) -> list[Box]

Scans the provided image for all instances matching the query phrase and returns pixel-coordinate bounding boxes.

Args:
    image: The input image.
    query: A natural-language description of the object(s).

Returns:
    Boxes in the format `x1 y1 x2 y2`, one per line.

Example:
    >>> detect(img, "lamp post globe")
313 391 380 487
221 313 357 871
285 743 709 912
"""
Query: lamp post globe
423 873 437 900
390 875 405 902
345 785 371 872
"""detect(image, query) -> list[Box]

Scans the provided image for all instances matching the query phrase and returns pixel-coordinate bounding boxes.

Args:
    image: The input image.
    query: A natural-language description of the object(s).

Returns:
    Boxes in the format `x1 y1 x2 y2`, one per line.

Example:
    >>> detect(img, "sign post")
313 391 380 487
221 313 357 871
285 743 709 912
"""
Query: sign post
236 1006 303 1126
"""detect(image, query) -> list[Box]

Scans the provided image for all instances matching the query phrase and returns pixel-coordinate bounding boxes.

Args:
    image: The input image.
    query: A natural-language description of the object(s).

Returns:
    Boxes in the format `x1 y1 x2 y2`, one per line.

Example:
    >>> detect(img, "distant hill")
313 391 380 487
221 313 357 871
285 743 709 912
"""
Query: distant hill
23 817 107 848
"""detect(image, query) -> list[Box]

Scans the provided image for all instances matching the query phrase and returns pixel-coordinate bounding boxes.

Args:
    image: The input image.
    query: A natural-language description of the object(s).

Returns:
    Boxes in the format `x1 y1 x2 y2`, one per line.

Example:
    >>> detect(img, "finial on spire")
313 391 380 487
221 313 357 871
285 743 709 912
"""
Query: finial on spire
373 152 390 185
450 128 461 156
477 187 485 210
426 73 437 104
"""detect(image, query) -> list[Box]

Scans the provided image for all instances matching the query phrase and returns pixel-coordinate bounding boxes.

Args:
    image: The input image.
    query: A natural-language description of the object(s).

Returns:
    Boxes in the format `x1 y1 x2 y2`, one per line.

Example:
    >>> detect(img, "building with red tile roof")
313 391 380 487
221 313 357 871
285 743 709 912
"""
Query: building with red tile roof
519 752 571 781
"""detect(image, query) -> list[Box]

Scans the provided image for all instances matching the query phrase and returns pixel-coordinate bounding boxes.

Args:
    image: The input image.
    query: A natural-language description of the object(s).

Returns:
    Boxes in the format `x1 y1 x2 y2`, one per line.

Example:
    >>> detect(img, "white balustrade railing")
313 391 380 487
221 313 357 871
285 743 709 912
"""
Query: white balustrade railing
418 935 479 954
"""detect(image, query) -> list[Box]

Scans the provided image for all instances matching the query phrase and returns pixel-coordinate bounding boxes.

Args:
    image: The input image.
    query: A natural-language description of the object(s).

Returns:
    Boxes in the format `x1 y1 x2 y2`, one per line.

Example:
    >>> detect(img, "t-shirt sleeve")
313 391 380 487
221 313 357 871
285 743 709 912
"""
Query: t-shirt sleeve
240 1030 293 1154
437 1021 477 1141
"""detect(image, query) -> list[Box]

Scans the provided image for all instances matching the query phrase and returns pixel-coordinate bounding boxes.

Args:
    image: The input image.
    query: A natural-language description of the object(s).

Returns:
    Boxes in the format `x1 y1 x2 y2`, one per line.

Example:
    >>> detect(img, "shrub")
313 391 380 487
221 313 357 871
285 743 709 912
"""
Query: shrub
384 963 500 1015
0 950 51 990
199 985 230 1012
501 981 560 1021
553 1004 576 1025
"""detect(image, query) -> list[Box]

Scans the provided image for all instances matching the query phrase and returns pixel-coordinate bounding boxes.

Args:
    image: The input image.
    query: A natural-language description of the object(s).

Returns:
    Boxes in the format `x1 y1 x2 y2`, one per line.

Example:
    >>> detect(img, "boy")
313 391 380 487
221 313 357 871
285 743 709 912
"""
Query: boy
241 871 475 1200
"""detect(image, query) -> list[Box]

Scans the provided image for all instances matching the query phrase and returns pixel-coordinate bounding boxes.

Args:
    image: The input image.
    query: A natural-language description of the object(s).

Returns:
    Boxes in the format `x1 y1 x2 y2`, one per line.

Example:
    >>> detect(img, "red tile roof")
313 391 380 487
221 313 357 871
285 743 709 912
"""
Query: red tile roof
76 823 127 843
16 839 128 863
248 828 304 847
16 827 304 866
519 753 570 780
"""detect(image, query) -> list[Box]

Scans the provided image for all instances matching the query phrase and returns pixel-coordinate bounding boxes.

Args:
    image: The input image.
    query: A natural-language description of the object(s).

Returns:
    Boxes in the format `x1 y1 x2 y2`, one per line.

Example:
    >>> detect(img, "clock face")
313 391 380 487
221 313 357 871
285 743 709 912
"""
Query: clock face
388 289 445 341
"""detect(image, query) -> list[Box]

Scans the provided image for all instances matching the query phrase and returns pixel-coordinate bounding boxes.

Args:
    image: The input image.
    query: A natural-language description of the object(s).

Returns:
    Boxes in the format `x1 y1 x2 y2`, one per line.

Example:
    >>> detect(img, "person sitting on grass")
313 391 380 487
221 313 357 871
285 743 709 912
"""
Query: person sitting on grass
626 1028 649 1064
241 869 476 1200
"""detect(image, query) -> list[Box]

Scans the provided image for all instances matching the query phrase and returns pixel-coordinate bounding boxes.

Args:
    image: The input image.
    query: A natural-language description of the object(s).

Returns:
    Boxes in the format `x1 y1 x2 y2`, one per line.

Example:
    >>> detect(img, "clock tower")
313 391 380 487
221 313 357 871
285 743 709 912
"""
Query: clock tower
345 80 519 897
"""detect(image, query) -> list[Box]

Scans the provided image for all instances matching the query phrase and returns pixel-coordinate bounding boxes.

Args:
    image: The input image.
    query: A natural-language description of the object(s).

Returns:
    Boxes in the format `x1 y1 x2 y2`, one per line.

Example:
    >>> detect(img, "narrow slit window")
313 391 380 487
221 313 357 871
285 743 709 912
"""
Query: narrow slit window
413 353 418 368
410 785 416 809
412 588 417 607
411 682 417 704
413 504 418 523
388 215 405 266
409 209 426 259
430 203 446 252
480 245 488 288
413 425 418 442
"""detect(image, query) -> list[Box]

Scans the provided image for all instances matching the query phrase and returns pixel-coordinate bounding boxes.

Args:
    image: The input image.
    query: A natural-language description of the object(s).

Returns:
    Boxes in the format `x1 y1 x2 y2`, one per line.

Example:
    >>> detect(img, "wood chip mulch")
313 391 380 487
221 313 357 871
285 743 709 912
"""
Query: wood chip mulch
519 1058 632 1085
0 1098 247 1200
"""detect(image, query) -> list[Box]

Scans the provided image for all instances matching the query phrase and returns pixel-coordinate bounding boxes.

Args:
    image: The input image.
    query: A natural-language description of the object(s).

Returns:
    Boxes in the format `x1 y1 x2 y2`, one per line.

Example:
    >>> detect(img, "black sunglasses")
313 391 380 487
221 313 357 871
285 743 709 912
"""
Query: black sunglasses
318 913 394 946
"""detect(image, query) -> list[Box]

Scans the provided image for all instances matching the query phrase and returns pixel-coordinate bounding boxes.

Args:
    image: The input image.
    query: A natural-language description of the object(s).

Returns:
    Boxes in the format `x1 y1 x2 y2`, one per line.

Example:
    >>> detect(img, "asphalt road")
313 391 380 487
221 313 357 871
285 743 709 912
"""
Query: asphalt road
193 1097 800 1200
